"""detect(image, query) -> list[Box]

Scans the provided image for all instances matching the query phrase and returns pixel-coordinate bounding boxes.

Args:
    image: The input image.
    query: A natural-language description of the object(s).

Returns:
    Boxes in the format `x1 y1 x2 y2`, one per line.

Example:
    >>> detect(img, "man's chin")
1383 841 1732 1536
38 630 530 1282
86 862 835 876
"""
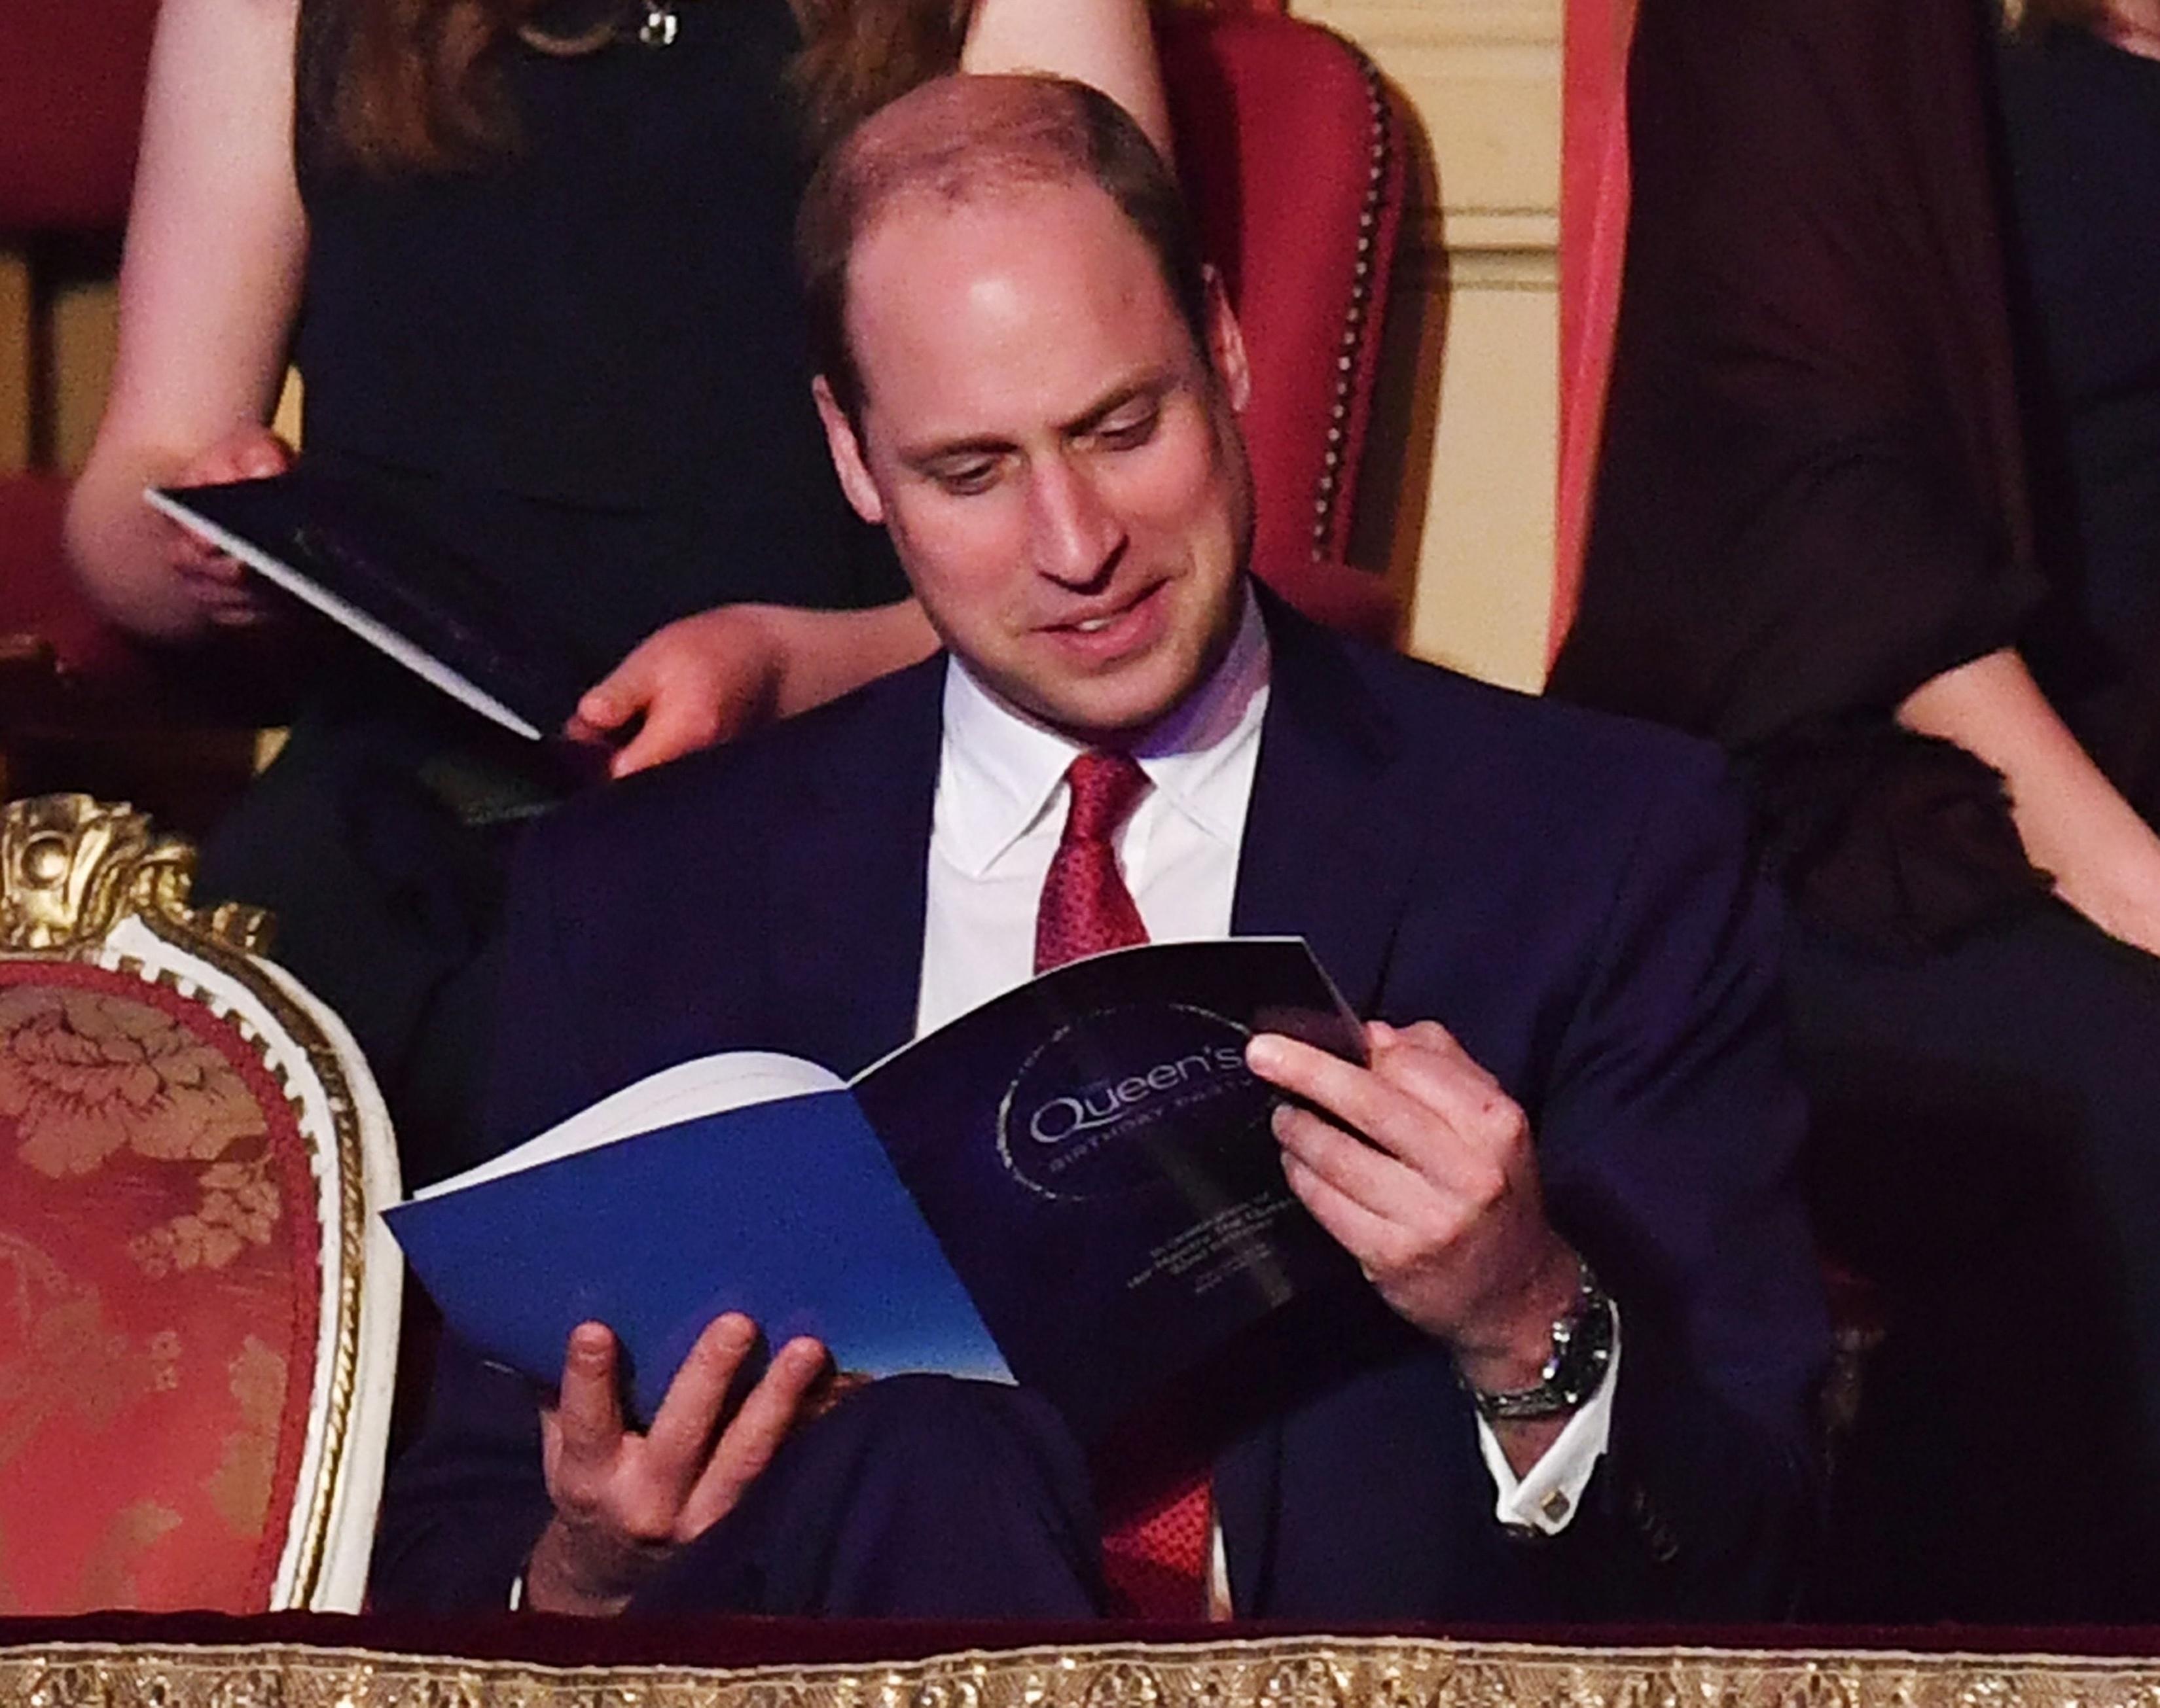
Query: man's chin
998 661 1199 745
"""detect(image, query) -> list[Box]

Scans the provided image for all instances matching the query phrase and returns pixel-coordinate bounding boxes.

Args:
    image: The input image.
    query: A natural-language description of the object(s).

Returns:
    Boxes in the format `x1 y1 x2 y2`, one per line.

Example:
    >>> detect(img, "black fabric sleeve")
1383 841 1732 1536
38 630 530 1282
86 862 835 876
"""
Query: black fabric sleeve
1533 750 1827 1615
1551 0 2047 745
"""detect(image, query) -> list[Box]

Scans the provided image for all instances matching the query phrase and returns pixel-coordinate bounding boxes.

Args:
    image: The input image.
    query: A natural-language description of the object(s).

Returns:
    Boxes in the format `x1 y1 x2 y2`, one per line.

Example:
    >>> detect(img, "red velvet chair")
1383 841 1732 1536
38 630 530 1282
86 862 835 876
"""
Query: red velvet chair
0 792 402 1612
0 0 162 713
1159 5 1409 644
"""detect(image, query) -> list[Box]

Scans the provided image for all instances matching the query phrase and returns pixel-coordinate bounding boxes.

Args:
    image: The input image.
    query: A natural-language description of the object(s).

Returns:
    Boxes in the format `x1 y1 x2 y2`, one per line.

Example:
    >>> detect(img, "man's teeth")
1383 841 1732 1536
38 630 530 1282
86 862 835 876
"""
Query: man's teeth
1075 615 1115 632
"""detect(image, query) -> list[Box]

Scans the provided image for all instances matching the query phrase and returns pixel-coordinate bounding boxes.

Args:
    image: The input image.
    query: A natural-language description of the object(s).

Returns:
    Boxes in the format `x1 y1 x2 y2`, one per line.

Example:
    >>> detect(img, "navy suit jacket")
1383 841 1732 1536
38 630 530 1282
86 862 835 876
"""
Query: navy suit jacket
374 591 1828 1620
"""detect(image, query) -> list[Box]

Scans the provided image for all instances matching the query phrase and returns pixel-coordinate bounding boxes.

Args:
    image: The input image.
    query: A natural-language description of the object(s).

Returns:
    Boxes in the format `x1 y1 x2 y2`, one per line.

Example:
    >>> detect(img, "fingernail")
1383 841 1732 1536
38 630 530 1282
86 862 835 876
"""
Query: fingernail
569 1322 611 1357
1246 1035 1285 1074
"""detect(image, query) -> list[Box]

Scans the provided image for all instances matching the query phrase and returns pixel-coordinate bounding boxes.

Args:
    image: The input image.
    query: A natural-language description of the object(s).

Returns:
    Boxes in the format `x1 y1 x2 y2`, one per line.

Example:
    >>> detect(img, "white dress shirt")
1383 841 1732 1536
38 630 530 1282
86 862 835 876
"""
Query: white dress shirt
915 589 1619 1573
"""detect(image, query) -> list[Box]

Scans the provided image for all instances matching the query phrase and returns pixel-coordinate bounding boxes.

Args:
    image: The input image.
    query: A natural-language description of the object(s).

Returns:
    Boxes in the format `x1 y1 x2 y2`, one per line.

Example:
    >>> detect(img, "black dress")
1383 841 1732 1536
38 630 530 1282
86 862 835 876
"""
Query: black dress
196 0 903 1184
1998 24 2160 821
1549 0 2160 1620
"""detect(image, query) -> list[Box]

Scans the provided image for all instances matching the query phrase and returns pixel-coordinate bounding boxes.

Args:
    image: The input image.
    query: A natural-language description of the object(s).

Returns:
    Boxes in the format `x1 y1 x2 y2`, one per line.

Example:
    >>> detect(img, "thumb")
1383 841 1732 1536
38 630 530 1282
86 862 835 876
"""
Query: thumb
607 696 710 779
579 651 656 734
236 435 293 479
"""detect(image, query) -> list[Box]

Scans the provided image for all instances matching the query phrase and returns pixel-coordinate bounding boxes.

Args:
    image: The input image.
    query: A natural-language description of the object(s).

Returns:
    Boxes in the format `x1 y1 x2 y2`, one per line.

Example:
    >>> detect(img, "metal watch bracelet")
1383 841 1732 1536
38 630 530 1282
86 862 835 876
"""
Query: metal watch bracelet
1464 1260 1617 1423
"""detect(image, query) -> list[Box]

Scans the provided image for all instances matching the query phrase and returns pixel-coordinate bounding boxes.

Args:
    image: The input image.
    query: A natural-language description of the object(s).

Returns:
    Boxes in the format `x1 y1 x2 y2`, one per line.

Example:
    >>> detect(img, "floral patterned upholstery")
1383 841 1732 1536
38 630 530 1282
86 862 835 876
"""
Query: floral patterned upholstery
0 795 400 1613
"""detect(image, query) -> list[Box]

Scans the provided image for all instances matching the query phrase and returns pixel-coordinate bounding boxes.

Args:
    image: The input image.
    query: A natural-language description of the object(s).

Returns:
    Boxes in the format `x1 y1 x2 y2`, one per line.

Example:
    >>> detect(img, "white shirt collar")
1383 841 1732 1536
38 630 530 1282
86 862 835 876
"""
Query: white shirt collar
937 584 1271 878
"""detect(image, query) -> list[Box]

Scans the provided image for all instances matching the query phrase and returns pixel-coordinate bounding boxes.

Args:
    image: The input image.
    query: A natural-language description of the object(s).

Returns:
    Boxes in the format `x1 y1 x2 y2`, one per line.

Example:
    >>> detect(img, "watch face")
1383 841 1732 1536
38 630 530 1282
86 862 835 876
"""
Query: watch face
1469 1269 1615 1421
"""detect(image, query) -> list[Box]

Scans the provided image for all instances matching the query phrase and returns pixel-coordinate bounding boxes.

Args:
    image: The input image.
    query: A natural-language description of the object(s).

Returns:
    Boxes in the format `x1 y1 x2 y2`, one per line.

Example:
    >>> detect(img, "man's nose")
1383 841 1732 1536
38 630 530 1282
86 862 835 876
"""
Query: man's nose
1028 455 1126 587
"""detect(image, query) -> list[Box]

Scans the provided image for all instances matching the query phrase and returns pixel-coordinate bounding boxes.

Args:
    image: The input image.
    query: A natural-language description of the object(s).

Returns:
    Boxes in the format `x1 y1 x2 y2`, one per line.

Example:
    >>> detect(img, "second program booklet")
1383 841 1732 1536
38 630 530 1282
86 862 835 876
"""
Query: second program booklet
386 937 1367 1436
147 469 594 741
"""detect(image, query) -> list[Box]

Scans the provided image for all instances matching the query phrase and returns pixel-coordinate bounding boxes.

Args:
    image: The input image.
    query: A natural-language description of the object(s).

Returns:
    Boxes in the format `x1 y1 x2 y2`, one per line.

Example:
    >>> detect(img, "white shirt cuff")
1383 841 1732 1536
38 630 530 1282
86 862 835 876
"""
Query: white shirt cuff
1473 1306 1622 1534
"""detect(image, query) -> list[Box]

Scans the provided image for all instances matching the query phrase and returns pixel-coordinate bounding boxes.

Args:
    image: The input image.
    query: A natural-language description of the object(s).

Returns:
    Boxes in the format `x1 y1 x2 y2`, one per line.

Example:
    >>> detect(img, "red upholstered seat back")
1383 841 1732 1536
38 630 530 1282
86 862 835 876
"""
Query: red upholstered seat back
1159 12 1407 643
0 0 159 233
0 959 323 1612
0 0 161 701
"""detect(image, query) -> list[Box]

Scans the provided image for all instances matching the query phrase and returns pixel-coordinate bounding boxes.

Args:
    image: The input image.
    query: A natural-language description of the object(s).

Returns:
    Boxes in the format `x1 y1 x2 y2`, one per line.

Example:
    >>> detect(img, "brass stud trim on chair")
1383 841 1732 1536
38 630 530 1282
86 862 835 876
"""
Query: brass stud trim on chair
1311 43 1394 558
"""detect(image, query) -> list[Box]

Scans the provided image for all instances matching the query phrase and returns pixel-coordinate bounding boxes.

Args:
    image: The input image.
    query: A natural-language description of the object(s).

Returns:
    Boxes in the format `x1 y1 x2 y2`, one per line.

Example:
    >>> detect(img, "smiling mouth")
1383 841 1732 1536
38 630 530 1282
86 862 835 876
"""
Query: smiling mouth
1048 582 1164 637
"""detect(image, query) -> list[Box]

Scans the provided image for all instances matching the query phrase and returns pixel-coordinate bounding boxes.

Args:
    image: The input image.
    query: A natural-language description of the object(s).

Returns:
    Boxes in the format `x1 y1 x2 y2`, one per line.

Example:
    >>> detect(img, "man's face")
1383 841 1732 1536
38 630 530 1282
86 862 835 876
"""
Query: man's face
814 179 1253 741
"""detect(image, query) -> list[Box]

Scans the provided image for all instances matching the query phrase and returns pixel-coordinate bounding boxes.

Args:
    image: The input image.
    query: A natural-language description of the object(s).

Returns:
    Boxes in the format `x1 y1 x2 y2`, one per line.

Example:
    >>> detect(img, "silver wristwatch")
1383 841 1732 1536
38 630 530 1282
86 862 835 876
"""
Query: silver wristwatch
1465 1261 1617 1423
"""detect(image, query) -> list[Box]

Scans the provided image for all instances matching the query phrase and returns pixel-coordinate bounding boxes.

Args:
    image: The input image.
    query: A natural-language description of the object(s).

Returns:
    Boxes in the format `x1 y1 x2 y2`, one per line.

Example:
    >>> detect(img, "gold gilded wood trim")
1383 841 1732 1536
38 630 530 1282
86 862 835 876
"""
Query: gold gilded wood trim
126 912 372 1609
9 1637 2160 1708
1 791 367 1606
0 795 271 956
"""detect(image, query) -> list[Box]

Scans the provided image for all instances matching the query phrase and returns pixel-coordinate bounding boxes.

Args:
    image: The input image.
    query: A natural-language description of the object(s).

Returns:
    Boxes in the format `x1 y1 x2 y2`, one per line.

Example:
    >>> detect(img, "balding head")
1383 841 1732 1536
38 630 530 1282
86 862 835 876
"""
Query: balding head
797 73 1209 426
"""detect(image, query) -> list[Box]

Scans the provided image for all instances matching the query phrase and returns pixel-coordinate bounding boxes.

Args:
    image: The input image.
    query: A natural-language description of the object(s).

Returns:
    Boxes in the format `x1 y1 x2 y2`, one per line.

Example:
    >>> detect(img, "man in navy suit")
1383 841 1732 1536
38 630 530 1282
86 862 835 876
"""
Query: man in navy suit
373 73 1827 1622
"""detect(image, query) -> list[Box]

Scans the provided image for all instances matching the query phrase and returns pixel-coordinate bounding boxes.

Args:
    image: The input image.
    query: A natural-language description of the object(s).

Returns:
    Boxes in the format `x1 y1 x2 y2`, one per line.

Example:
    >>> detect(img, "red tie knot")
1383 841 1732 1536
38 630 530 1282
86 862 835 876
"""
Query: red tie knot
1062 750 1151 845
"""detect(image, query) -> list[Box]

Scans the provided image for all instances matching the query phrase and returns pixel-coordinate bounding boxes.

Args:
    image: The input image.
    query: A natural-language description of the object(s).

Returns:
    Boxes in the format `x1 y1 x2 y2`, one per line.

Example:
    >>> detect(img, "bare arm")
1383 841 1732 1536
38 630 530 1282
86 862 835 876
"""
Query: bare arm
575 599 941 779
1901 648 2160 955
65 0 307 643
962 0 1172 157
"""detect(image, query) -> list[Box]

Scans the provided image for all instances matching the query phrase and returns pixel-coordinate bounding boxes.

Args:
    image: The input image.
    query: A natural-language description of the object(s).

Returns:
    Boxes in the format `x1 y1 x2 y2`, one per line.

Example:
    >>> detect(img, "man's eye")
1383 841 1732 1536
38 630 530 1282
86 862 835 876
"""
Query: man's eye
1096 408 1161 450
932 461 1000 495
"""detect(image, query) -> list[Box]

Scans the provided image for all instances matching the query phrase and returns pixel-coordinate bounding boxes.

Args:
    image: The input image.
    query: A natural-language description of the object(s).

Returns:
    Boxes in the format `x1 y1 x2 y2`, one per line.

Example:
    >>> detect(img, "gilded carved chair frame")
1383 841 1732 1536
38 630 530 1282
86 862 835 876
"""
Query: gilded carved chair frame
0 792 401 1611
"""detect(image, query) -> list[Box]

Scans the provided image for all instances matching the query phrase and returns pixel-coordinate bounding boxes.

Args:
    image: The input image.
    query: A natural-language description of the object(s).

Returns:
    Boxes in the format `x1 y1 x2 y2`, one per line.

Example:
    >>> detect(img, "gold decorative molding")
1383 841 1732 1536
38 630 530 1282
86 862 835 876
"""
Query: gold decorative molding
124 908 372 1608
0 794 272 957
9 1637 2160 1708
0 792 377 1605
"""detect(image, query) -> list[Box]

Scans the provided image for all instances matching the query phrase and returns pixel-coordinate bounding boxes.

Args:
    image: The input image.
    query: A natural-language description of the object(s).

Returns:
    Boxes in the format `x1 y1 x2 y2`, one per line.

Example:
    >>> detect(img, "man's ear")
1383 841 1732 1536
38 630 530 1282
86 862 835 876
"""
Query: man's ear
1200 265 1252 416
812 374 887 525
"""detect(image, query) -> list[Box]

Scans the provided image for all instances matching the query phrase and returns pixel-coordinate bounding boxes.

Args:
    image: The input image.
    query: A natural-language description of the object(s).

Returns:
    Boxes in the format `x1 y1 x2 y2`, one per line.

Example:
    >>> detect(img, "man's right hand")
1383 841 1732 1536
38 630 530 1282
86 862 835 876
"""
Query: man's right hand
524 1313 831 1614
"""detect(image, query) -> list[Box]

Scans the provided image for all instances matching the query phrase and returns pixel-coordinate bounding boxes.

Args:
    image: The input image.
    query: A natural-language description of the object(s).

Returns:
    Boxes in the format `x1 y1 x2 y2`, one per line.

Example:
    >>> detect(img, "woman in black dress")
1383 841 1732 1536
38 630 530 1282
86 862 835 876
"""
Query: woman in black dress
1550 0 2160 1620
63 0 1167 1183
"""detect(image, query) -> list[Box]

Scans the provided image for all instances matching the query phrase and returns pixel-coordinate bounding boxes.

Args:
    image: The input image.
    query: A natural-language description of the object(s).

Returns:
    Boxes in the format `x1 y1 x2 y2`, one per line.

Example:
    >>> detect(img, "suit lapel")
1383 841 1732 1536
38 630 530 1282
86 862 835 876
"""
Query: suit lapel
765 654 946 1075
1231 593 1421 1016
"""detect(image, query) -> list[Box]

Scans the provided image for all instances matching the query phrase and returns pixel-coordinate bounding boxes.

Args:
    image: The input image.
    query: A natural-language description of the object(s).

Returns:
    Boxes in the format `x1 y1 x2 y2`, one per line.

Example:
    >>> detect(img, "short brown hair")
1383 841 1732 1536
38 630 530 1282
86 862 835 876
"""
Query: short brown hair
795 74 1211 426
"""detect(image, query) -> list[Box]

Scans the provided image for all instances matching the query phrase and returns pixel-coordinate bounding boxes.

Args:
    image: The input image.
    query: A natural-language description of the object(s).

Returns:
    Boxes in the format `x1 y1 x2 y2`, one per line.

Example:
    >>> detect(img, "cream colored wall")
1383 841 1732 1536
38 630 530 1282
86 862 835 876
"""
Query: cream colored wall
0 256 29 472
1298 0 1560 692
0 262 122 476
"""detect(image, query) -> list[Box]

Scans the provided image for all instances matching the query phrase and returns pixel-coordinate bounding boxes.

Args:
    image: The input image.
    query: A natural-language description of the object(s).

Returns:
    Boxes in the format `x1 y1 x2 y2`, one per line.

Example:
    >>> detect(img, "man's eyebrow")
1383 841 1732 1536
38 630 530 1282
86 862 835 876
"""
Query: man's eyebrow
1061 372 1174 436
900 433 1016 471
895 370 1181 471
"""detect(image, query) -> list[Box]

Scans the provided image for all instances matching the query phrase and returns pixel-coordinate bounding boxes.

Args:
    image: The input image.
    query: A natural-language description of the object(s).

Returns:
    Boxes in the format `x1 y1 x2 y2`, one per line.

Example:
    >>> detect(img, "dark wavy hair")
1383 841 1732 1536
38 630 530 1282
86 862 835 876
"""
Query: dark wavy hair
297 0 975 174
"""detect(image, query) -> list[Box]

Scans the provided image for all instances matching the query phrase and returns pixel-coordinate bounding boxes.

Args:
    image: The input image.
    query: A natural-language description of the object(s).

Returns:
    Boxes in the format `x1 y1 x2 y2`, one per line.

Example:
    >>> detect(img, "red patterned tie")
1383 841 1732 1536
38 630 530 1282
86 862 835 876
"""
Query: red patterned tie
1034 751 1152 974
1034 751 1212 1618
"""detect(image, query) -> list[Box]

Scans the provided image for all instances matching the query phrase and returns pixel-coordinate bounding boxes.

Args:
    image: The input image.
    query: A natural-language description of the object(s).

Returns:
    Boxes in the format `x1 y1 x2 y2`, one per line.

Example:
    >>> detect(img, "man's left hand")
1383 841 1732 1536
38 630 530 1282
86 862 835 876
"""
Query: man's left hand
1247 1020 1583 1397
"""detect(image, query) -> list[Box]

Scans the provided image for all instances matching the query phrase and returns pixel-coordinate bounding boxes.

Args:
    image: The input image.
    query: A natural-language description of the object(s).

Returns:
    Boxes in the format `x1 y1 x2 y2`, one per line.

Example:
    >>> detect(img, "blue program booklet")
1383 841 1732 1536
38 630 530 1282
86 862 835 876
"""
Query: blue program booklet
385 936 1365 1434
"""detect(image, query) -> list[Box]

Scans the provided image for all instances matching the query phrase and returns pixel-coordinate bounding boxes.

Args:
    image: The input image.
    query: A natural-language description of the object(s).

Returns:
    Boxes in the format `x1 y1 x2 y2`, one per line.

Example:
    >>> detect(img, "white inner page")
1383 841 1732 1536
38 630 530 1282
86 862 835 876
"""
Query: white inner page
410 1051 846 1201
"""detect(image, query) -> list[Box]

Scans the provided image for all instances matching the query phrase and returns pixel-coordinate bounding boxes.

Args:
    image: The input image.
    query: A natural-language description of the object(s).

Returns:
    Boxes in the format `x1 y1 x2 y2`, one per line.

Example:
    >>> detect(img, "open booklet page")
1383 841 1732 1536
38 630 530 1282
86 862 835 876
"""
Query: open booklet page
387 936 1364 1434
